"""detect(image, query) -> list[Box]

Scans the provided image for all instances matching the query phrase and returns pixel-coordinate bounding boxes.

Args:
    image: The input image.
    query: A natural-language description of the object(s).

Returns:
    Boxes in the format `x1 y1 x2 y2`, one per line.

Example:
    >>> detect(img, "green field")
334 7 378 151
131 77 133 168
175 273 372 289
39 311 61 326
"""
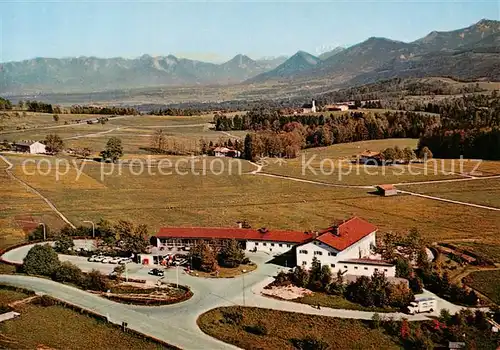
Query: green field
198 306 398 350
0 287 165 349
400 178 500 208
2 152 499 243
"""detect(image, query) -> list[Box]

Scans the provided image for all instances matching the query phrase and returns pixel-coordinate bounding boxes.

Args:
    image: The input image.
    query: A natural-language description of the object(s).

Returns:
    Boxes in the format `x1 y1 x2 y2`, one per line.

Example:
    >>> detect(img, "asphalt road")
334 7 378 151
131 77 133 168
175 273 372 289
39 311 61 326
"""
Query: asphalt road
1 241 475 349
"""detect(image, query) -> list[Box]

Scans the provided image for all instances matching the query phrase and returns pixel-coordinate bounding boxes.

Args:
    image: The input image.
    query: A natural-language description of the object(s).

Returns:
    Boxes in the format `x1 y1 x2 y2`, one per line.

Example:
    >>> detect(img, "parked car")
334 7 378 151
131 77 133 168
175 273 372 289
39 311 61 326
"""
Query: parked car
148 268 164 276
109 257 123 264
119 258 132 264
87 255 98 262
101 257 114 263
92 255 106 263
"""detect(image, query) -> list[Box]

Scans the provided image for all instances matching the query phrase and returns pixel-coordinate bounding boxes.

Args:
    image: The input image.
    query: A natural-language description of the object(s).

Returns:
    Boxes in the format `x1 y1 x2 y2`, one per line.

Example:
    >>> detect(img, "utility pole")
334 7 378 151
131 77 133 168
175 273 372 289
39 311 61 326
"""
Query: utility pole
176 264 179 288
242 272 246 306
39 223 46 241
83 220 95 238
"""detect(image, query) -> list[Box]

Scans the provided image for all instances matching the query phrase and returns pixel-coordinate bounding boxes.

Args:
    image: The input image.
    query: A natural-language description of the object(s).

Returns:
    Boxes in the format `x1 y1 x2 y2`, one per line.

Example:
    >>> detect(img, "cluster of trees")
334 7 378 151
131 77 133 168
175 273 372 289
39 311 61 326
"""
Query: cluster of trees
29 219 149 255
375 228 479 306
0 97 12 110
274 257 414 309
69 105 138 115
217 108 441 159
189 239 247 272
150 108 204 116
243 130 304 160
380 146 418 162
25 100 58 113
148 130 198 155
44 134 65 154
100 137 123 162
418 93 500 159
372 308 499 349
22 244 110 292
199 138 243 155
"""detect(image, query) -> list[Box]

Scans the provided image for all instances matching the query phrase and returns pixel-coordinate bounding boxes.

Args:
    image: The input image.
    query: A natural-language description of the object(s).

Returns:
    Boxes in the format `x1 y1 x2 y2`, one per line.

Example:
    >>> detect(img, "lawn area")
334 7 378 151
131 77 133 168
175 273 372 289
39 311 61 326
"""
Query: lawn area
197 306 399 350
262 139 465 186
466 270 500 304
293 292 397 313
0 111 95 131
0 113 231 154
0 302 167 349
399 178 500 209
192 263 257 278
0 156 67 248
4 153 500 244
0 288 30 305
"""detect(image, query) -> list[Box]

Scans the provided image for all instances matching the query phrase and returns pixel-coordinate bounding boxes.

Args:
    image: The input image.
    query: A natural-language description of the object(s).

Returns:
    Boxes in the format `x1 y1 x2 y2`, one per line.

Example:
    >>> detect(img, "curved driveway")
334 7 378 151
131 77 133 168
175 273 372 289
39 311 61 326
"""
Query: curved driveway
1 242 474 349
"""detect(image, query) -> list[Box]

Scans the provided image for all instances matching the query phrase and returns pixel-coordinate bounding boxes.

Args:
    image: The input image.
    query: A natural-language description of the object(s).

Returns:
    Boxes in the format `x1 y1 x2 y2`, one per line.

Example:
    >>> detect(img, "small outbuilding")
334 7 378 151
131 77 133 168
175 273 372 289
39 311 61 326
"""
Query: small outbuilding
376 184 398 197
13 141 46 154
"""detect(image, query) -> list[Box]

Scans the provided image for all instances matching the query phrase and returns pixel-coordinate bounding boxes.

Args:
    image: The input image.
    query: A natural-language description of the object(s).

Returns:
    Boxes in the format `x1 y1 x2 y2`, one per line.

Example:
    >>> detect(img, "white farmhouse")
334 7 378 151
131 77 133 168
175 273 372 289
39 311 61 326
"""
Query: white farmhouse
296 217 395 277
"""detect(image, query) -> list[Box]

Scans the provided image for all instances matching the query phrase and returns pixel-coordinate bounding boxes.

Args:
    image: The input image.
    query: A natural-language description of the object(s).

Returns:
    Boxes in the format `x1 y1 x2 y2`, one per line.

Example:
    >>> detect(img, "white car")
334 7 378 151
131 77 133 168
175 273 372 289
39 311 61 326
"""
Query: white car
119 258 132 264
92 255 106 263
109 257 123 264
101 257 114 263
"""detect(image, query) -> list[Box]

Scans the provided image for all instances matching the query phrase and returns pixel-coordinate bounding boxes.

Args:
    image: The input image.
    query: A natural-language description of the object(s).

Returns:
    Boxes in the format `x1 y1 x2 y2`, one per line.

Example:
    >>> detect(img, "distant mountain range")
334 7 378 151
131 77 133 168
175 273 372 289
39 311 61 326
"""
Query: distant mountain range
250 19 500 85
1 19 499 95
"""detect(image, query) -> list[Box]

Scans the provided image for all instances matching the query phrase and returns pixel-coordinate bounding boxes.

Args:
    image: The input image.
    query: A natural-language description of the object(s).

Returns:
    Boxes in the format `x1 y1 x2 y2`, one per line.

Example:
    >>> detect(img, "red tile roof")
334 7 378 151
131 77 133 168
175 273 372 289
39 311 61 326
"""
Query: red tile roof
155 227 312 244
377 184 396 191
315 217 377 251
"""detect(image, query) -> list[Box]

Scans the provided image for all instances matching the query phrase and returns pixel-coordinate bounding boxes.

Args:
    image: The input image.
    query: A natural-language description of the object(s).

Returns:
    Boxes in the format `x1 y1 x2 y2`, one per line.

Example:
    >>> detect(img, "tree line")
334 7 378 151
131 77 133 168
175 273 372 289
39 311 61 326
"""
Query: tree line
17 100 138 115
418 92 500 159
0 97 12 110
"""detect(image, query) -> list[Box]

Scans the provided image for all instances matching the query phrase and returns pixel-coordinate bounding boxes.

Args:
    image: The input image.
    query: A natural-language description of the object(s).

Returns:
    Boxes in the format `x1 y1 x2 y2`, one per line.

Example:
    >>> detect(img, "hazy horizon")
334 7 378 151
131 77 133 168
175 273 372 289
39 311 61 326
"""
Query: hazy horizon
1 1 498 63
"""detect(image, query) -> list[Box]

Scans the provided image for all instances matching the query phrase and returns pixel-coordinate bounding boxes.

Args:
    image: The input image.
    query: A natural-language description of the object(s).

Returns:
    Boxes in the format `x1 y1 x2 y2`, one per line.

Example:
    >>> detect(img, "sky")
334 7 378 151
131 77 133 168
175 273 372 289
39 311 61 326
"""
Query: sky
0 0 499 63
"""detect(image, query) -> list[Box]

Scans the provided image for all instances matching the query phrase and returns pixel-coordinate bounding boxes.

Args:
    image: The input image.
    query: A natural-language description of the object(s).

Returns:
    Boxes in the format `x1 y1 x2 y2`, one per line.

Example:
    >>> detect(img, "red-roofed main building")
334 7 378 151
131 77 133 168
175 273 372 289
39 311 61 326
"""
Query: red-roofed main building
144 217 394 278
153 226 313 255
295 217 394 278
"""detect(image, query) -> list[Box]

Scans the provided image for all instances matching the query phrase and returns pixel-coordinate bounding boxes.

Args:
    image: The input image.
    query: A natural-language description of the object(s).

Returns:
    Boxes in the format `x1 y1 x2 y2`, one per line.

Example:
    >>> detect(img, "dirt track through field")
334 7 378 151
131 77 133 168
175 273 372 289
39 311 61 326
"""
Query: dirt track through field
0 154 75 228
248 160 500 211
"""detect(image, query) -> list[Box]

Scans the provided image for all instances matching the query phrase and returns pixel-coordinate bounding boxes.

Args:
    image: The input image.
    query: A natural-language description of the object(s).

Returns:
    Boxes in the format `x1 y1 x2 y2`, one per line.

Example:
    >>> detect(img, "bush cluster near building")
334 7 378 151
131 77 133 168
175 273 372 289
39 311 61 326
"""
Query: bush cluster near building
269 257 414 310
189 239 249 273
22 244 111 292
373 308 500 349
374 229 479 306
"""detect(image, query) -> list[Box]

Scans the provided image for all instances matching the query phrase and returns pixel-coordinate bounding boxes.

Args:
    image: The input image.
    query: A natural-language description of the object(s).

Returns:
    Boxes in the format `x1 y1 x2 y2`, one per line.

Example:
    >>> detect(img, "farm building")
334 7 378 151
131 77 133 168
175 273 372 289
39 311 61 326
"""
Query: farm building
301 100 317 113
325 104 349 112
376 184 398 196
144 217 394 277
213 147 241 158
12 141 46 154
295 217 395 277
359 150 382 165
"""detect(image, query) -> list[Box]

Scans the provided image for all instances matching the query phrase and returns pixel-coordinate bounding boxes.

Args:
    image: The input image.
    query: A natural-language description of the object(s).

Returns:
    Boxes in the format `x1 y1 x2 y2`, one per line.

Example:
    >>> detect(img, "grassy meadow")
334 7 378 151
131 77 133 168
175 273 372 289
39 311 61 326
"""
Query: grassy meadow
197 306 398 350
0 287 166 349
1 112 500 248
466 270 500 304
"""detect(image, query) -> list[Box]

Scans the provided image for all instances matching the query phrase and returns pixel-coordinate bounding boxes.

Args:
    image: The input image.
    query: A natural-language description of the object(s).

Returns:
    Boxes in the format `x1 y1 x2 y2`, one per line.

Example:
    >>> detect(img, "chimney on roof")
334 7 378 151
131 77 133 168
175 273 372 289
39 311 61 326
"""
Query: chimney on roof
258 227 268 234
236 221 243 229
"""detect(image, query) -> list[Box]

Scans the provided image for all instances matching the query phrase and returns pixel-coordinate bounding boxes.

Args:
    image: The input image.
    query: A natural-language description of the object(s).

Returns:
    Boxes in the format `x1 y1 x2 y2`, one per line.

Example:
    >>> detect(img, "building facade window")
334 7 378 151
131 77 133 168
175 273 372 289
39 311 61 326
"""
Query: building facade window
299 250 308 254
330 264 335 268
279 244 283 247
263 243 267 246
328 252 336 256
255 242 259 246
302 261 307 266
271 243 275 247
344 266 348 269
287 244 291 248
314 251 323 256
354 266 358 270
364 267 368 270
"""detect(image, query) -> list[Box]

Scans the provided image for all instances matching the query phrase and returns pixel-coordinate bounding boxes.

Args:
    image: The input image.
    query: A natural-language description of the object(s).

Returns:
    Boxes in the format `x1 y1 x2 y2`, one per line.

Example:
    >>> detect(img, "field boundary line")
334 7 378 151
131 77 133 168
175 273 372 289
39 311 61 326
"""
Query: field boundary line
398 189 500 212
0 154 76 229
